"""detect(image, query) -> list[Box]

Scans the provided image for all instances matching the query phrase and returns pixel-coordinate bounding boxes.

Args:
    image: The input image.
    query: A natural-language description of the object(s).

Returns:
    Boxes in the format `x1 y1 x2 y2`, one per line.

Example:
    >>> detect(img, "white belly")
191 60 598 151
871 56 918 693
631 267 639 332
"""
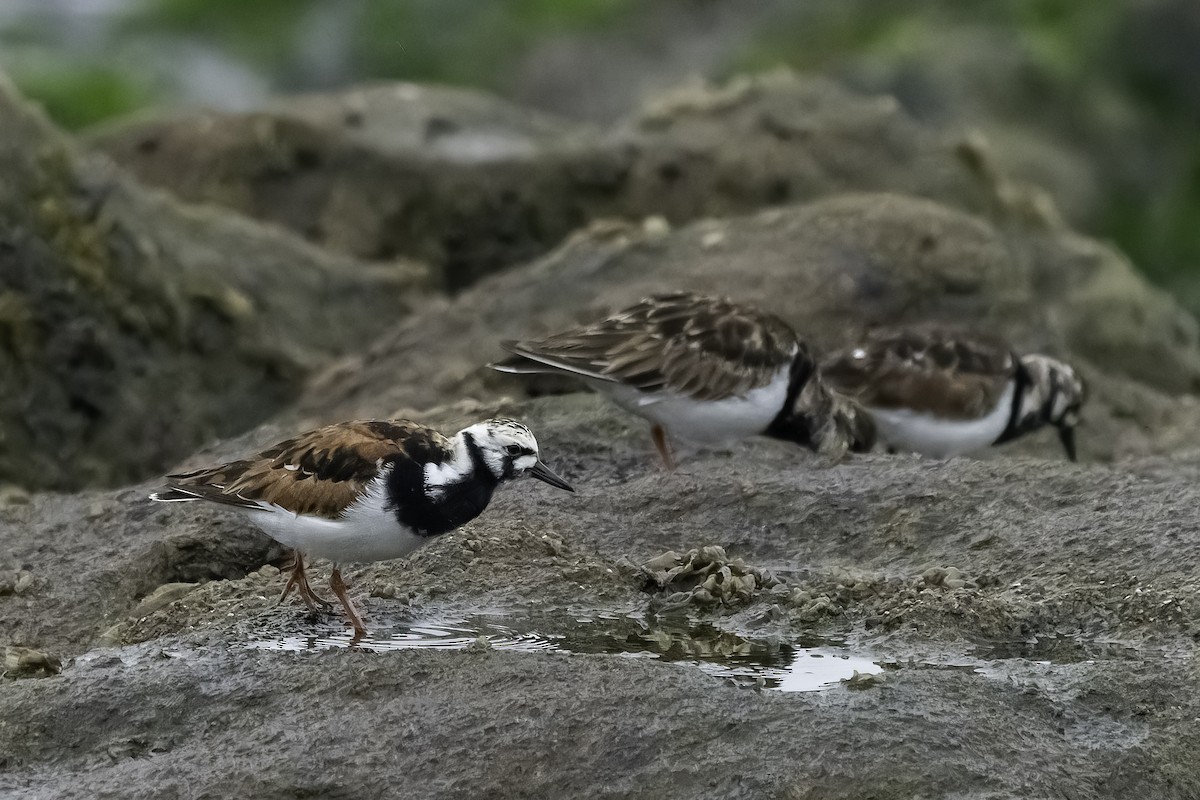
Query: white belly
594 368 790 445
869 381 1014 459
243 477 429 563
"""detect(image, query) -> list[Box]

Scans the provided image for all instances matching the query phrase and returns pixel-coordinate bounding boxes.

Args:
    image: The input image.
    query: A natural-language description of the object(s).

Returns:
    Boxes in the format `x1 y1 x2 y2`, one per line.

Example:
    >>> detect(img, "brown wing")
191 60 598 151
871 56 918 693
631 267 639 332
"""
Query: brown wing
162 420 449 518
498 292 800 402
820 326 1017 419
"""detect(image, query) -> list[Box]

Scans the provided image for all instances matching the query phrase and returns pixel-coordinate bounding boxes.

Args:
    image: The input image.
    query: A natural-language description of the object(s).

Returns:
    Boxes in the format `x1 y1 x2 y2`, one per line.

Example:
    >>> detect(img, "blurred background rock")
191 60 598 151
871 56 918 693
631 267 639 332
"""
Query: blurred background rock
4 0 1200 492
1 0 1197 313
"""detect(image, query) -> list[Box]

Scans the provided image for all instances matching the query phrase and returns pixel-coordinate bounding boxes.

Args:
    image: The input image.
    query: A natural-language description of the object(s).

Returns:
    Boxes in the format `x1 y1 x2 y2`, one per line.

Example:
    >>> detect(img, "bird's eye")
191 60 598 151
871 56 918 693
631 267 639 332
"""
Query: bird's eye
505 444 523 456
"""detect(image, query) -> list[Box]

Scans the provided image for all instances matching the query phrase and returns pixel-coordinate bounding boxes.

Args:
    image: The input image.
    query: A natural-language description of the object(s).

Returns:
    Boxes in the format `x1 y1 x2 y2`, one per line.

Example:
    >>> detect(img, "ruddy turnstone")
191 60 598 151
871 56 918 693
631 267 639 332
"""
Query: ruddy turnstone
150 418 573 634
821 326 1085 460
490 291 875 467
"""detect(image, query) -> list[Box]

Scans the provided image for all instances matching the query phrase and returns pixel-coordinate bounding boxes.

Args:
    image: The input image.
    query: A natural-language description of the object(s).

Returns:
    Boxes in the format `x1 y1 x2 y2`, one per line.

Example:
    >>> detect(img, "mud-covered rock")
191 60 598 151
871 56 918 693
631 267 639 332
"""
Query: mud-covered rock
4 395 1200 796
0 75 426 491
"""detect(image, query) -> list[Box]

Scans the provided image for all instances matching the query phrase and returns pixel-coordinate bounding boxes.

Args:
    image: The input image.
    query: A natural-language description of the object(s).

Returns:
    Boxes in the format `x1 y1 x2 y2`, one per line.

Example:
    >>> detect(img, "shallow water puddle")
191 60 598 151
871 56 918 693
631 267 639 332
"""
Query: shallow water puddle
247 612 884 692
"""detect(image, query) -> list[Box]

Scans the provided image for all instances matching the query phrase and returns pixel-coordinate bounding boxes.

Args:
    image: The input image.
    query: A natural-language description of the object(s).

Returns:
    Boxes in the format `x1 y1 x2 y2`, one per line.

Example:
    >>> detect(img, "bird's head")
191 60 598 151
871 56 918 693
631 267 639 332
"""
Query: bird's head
460 418 574 491
1017 355 1085 461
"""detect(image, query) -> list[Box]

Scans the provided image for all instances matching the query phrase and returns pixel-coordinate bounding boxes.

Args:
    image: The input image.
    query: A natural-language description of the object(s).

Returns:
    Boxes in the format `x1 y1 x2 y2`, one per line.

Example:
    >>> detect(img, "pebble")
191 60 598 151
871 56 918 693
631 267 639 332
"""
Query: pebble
466 636 492 653
921 567 946 586
641 215 670 239
789 589 813 605
130 583 198 619
796 596 839 622
12 571 33 595
85 500 111 520
0 486 30 506
842 670 882 690
3 646 61 677
920 566 971 590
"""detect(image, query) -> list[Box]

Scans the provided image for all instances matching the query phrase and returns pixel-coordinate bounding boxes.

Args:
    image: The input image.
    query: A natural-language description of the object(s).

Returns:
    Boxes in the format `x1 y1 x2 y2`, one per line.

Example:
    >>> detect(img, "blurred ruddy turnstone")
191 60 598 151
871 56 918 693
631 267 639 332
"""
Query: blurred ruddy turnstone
821 326 1085 460
150 418 573 635
490 291 874 468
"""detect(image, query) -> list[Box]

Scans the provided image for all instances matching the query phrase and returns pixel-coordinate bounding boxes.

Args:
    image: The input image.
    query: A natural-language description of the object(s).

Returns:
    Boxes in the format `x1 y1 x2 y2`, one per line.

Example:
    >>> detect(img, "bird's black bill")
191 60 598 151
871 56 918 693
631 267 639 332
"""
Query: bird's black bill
1059 426 1077 462
529 461 574 492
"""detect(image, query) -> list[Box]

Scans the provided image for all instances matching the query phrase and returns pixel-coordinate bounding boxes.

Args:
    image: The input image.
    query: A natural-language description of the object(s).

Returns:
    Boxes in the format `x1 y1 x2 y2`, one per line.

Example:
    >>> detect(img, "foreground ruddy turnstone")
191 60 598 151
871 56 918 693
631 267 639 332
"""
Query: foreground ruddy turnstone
150 418 573 634
821 326 1085 460
490 291 875 467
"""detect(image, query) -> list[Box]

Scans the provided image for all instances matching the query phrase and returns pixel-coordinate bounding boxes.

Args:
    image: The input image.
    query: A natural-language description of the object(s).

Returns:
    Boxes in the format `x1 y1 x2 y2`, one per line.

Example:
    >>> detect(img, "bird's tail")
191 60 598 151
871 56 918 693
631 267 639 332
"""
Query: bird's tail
828 394 877 455
796 388 876 459
487 354 563 376
148 487 202 502
765 371 875 458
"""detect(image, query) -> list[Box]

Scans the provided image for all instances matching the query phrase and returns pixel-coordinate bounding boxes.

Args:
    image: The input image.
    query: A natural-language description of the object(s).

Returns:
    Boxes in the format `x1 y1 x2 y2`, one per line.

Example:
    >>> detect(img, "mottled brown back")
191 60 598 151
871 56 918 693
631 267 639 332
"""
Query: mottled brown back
499 291 801 401
821 326 1018 419
163 420 451 518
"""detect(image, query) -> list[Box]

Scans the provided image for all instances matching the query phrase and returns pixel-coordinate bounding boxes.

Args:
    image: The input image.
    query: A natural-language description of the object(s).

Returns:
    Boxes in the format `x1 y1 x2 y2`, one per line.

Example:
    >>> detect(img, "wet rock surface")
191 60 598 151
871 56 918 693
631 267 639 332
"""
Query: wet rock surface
4 396 1200 798
5 70 1200 798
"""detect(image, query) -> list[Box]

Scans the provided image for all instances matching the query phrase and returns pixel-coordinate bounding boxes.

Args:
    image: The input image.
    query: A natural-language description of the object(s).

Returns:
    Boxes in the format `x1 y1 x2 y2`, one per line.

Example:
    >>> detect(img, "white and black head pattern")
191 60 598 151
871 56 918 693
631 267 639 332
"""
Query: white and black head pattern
822 326 1086 460
998 355 1086 460
458 418 563 485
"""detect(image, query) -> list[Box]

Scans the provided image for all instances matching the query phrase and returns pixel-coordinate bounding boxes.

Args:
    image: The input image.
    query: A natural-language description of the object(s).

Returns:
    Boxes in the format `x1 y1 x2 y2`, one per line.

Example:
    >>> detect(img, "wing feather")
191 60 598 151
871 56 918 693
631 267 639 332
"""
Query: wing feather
495 292 799 401
158 420 451 518
821 326 1017 419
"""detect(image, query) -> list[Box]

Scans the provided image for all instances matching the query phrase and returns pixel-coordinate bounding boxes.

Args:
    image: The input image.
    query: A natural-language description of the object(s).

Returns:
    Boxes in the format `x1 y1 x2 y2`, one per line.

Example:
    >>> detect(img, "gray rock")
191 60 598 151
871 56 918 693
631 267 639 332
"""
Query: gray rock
2 395 1200 797
85 73 986 290
0 74 426 491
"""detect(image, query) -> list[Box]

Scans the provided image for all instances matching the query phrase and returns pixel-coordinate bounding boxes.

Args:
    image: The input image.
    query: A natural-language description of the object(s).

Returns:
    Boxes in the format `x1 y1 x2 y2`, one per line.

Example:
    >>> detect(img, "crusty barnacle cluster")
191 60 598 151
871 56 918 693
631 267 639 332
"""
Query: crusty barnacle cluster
641 545 778 609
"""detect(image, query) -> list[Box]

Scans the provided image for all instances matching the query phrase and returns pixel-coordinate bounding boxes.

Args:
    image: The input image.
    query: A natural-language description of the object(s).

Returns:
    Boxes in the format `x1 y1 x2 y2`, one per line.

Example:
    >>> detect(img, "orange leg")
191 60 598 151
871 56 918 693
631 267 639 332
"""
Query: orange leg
330 566 367 636
650 424 676 471
278 552 333 611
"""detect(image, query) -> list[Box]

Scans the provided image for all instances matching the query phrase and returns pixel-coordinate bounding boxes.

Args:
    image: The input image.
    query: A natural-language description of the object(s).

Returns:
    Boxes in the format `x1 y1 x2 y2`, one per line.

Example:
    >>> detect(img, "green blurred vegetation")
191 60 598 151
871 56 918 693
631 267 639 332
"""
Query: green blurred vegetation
1 0 1197 310
1 0 637 127
123 0 307 67
122 0 637 89
5 61 155 129
354 0 637 87
728 0 1200 311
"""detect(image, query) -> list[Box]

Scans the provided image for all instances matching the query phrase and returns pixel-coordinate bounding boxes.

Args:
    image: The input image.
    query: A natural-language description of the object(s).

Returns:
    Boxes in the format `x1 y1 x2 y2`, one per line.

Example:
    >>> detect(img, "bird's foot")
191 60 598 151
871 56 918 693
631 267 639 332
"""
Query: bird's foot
650 425 677 472
330 566 368 637
278 553 335 612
